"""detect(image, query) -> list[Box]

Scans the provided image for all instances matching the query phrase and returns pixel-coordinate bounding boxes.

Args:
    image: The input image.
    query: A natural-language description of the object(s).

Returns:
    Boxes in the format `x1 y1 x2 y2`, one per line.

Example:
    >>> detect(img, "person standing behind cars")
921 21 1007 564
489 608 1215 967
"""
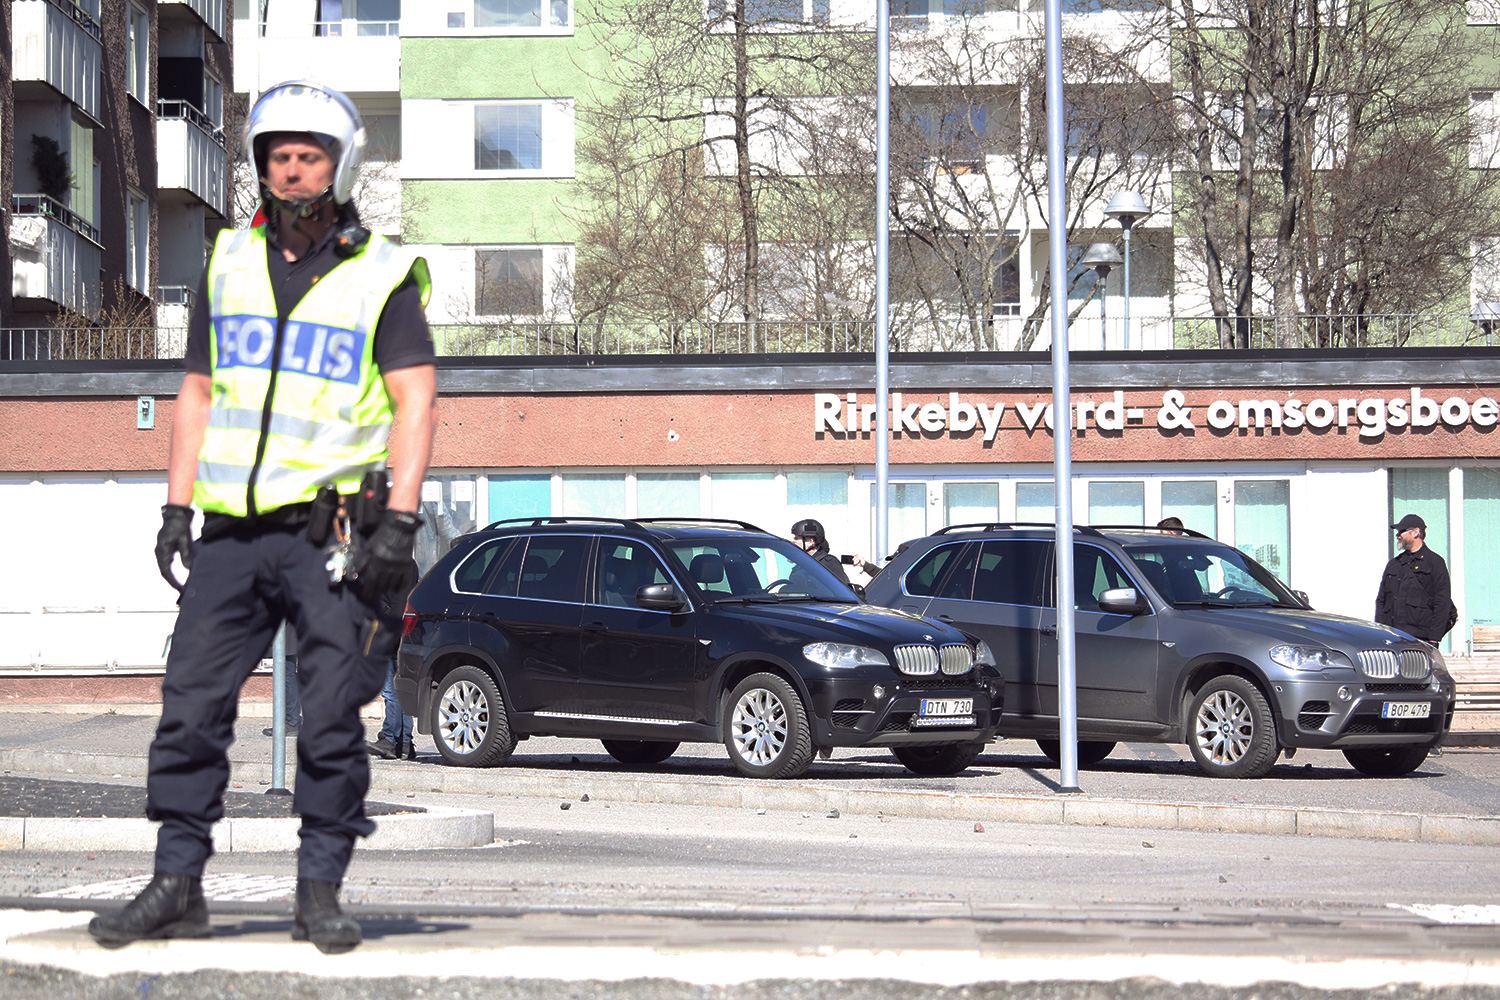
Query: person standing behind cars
89 81 437 956
791 518 852 587
1376 514 1454 645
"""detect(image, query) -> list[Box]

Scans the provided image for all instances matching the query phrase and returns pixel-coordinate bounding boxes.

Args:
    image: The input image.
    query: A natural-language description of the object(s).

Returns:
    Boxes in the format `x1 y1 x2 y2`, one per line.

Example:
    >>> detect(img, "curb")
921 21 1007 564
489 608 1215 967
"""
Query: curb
0 805 493 852
4 747 1497 848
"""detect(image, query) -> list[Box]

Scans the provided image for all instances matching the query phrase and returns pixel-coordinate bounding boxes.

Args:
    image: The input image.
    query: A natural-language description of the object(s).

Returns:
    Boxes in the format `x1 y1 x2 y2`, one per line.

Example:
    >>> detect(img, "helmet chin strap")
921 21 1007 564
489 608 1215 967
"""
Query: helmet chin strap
262 184 337 243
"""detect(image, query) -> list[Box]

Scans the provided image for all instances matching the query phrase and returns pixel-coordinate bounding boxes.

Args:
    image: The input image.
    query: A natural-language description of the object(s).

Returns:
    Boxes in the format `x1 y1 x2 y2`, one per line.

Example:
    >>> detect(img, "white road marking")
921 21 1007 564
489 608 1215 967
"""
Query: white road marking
37 874 295 903
1393 903 1500 925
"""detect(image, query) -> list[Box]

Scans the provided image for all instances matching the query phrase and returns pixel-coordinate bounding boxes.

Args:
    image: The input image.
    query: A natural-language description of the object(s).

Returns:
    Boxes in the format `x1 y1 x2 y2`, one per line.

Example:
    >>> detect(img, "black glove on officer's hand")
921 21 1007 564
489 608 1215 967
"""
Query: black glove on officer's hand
351 508 422 603
155 504 196 593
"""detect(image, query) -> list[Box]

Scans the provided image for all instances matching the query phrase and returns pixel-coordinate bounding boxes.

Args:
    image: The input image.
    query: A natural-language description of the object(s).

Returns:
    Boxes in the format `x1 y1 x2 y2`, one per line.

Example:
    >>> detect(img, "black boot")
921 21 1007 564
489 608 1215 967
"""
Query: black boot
400 740 417 761
88 872 211 948
293 878 361 954
366 738 398 759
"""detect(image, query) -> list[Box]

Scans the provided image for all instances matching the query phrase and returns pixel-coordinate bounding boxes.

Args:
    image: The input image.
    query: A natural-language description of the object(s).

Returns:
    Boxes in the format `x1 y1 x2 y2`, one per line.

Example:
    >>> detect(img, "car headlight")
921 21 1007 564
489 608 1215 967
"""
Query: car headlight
1268 644 1354 671
803 642 890 669
974 640 996 668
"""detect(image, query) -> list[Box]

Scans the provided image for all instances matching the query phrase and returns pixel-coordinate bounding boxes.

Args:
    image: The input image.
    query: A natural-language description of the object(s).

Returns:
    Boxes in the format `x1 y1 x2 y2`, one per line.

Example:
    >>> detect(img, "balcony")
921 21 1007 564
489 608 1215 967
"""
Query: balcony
157 100 229 218
251 19 401 94
11 0 103 120
9 195 102 320
158 0 226 43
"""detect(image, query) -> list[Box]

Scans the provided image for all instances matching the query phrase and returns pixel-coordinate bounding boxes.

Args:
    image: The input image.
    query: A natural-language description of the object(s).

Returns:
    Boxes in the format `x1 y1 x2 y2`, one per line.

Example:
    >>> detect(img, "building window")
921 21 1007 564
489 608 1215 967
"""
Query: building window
707 0 829 25
1233 479 1291 582
1016 482 1055 523
1474 91 1500 168
1162 480 1217 537
489 474 551 520
562 473 627 516
638 473 700 517
944 483 998 527
475 104 542 170
475 0 570 28
317 0 401 35
126 190 149 292
474 248 543 316
1088 481 1145 525
127 5 149 103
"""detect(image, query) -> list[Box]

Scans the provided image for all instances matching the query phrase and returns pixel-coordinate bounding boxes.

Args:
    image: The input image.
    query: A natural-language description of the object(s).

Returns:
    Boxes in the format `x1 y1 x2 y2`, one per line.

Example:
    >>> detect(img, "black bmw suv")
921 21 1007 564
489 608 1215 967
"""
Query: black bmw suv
395 518 1003 778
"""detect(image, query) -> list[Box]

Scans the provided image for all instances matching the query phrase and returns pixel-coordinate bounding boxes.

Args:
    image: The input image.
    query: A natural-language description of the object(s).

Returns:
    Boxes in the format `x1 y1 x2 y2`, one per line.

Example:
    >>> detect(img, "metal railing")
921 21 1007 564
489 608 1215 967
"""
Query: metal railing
44 0 102 40
313 18 399 35
11 194 101 245
156 286 196 308
157 99 226 148
3 313 1498 362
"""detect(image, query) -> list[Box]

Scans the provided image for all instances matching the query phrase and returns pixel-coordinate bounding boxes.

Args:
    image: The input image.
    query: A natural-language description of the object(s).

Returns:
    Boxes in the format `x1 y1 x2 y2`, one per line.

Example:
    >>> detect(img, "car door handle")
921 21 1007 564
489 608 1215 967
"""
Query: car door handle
584 622 608 632
1040 624 1057 636
936 615 955 623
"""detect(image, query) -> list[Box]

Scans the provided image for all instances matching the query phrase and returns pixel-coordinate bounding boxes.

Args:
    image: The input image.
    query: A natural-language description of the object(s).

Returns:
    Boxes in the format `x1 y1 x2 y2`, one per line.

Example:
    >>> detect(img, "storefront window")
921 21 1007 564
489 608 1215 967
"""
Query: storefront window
944 482 997 527
488 474 550 523
1162 480 1217 537
1088 480 1144 526
712 472 779 529
1465 469 1500 637
638 473 699 517
872 483 928 557
1233 480 1290 582
1016 482 1054 523
415 475 479 575
562 473 626 516
1390 468 1450 560
789 471 849 547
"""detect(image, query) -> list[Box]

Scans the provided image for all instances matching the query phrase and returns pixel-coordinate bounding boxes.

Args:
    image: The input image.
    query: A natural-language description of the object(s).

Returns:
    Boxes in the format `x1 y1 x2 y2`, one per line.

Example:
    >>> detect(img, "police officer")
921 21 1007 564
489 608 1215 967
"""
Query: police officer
791 518 852 586
88 82 437 954
1375 513 1454 644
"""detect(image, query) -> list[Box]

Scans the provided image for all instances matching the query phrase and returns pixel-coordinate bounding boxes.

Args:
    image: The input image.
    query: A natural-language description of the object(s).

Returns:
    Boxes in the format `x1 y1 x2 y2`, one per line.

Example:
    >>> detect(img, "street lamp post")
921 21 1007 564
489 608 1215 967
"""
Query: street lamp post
1079 242 1122 350
1104 191 1149 351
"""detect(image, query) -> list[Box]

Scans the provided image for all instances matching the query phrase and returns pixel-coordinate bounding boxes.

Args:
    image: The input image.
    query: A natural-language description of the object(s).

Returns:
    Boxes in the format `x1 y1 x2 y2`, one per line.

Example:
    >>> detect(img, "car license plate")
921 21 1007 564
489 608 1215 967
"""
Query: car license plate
1381 701 1431 719
919 698 974 717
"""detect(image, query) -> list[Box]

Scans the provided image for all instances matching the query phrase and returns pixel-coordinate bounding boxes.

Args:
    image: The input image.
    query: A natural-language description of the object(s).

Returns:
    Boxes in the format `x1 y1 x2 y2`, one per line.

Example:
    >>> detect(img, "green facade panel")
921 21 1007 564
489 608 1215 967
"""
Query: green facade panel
401 36 606 100
405 180 580 244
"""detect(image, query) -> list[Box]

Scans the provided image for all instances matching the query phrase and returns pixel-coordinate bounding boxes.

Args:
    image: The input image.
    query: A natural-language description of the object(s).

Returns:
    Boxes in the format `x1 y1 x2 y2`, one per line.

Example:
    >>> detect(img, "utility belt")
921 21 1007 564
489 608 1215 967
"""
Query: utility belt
199 471 390 546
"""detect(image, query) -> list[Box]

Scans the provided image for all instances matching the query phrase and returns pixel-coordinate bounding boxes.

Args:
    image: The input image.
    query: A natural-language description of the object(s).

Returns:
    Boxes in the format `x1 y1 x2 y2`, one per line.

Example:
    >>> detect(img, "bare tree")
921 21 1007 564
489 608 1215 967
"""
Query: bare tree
1162 0 1500 346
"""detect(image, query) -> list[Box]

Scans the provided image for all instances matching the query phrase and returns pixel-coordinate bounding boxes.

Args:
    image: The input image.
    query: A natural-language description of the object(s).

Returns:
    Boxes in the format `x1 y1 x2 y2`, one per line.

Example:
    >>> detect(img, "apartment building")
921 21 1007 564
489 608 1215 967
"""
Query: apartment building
3 0 231 345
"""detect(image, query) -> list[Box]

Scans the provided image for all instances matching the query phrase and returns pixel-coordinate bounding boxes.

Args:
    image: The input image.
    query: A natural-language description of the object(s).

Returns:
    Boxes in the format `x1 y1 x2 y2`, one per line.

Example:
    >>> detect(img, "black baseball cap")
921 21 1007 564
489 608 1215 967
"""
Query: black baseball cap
1392 513 1426 533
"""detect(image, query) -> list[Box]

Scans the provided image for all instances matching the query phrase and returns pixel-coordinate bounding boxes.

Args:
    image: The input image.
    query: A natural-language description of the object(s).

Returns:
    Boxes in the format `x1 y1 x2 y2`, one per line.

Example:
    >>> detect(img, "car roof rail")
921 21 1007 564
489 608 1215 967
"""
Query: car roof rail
482 516 642 531
632 517 769 533
932 522 1105 538
1089 523 1214 540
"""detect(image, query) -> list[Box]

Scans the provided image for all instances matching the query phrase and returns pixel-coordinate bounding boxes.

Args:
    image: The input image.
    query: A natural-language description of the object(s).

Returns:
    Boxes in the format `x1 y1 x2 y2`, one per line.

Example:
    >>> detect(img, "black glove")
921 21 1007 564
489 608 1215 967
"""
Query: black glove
350 508 422 604
155 503 196 593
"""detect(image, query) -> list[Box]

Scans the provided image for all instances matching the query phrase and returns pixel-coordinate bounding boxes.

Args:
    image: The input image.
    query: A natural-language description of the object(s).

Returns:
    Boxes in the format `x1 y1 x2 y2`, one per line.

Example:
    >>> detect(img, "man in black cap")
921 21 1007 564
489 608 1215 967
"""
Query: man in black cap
1375 513 1454 644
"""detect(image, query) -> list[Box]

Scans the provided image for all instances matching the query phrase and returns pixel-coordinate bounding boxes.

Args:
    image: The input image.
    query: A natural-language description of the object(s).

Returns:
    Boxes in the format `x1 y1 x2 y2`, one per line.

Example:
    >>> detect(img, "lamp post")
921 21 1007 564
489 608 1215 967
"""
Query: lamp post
1104 191 1149 350
1079 242 1122 350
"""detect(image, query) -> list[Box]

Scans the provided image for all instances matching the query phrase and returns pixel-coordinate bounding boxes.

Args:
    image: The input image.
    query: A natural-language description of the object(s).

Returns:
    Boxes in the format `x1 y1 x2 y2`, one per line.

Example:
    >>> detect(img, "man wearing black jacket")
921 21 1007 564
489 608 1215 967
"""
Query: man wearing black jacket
1375 513 1454 644
791 518 852 587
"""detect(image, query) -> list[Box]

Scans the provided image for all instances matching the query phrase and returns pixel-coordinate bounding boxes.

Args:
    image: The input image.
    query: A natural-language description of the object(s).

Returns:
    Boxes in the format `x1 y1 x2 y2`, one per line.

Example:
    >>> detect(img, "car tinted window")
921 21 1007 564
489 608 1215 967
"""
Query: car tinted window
1122 542 1296 606
933 544 981 600
1073 544 1135 613
665 538 857 601
593 539 672 606
516 536 590 602
973 540 1050 607
454 539 516 594
906 543 968 597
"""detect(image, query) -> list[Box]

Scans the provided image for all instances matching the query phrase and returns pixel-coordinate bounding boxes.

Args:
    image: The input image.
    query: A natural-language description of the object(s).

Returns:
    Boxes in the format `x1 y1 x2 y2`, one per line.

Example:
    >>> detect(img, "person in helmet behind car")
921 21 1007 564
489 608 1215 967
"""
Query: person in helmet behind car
89 82 437 956
791 518 853 588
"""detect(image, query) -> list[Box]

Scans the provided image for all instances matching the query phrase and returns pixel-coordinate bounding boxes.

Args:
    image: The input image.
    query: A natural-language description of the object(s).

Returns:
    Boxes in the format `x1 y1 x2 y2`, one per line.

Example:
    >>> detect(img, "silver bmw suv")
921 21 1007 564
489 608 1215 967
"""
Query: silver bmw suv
864 524 1455 778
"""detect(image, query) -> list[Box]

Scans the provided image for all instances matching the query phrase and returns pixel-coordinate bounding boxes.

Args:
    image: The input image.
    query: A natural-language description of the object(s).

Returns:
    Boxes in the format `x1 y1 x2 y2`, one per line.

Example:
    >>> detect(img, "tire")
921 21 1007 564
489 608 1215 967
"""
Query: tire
1035 739 1117 766
1187 675 1279 778
892 742 984 776
722 672 815 779
1342 745 1430 776
601 739 680 765
430 665 516 768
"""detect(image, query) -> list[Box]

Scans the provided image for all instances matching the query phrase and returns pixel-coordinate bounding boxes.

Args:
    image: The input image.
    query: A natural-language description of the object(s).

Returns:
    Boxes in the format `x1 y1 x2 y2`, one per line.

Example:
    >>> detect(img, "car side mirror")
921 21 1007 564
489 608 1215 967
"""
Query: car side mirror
851 583 867 602
1292 589 1311 608
636 582 688 611
1098 587 1149 615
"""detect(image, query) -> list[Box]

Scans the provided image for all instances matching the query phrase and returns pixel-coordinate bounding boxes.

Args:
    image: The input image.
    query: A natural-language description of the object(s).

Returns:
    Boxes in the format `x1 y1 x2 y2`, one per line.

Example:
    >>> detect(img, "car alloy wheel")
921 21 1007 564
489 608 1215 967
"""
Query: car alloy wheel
722 672 814 779
430 664 516 768
1187 674 1278 778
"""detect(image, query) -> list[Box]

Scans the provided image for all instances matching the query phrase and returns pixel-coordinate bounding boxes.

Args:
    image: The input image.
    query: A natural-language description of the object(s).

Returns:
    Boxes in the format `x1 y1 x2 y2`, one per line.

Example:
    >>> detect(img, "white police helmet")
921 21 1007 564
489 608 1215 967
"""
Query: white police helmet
245 81 366 205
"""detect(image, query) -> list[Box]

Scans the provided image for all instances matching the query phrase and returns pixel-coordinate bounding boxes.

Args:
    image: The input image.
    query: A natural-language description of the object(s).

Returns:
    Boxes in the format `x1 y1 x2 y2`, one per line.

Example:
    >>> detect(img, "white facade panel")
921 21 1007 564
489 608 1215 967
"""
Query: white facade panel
1297 466 1389 621
9 215 101 317
252 36 401 94
12 0 103 120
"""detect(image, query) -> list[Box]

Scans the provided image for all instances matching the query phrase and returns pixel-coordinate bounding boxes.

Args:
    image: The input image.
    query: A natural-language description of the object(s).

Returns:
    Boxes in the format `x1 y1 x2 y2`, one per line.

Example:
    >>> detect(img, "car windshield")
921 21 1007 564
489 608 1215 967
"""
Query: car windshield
1122 543 1299 608
664 537 859 603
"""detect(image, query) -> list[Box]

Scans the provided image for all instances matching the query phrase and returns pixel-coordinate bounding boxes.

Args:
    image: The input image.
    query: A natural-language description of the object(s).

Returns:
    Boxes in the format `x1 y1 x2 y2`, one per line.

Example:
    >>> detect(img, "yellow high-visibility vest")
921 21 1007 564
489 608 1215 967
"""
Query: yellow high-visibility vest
195 227 431 517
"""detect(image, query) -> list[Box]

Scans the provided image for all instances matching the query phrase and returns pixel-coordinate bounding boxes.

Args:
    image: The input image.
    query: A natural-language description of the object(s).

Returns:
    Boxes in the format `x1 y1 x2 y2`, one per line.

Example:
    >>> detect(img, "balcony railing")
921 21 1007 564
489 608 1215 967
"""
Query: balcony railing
13 0 103 118
157 100 226 148
11 194 101 245
314 18 399 35
42 0 101 41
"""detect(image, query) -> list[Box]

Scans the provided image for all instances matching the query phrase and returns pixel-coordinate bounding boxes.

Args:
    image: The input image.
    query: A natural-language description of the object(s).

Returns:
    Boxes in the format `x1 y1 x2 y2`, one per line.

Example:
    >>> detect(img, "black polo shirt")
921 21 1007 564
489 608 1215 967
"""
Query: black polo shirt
184 225 435 375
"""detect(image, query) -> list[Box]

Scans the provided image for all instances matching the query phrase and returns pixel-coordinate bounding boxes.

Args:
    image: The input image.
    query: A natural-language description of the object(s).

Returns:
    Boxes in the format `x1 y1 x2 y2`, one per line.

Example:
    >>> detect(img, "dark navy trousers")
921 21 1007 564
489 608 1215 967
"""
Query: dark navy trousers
147 522 395 883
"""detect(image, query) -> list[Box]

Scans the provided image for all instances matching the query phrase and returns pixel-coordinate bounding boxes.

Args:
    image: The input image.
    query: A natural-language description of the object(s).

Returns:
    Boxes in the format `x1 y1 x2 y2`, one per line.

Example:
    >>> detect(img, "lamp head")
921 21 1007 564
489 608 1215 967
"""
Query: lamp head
1080 242 1123 274
1104 190 1150 230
